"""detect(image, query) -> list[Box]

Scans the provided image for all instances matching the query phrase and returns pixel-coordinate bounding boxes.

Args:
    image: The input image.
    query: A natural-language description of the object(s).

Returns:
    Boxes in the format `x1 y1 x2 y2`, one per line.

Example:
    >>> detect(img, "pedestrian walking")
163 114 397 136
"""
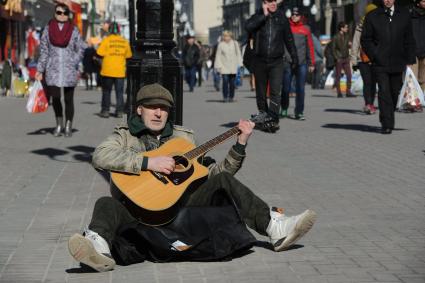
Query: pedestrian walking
311 34 324 90
351 3 378 114
280 7 315 121
361 0 416 134
333 22 355 98
210 37 222 91
182 35 200 92
195 41 208 87
35 3 85 137
214 31 243 103
96 22 132 118
82 41 97 90
245 0 298 132
410 0 425 92
320 40 336 89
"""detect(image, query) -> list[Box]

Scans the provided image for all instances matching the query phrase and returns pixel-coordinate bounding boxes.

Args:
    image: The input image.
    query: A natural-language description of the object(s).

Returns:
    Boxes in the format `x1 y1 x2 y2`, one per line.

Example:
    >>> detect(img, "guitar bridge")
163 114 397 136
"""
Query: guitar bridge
151 171 169 184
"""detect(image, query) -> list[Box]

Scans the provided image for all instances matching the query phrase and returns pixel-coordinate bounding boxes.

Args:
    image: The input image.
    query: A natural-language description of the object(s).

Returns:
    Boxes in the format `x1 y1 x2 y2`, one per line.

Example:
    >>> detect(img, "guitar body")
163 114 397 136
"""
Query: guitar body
111 137 209 226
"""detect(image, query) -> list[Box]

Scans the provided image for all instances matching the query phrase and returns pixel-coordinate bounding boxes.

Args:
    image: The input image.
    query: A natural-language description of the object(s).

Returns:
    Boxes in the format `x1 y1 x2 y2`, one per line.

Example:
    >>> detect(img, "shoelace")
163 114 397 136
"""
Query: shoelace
83 226 99 240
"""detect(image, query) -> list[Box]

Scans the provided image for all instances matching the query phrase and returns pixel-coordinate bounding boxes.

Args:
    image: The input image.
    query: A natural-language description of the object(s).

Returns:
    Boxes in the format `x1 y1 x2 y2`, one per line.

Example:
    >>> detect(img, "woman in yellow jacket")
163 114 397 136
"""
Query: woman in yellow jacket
96 22 132 118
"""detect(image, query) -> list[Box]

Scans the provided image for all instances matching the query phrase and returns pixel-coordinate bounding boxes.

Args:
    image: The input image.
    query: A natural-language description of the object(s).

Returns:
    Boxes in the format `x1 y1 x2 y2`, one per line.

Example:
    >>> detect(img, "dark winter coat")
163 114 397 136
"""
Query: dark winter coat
82 46 99 73
410 5 425 59
361 5 416 73
111 204 256 265
324 41 335 70
245 9 298 65
182 44 200 68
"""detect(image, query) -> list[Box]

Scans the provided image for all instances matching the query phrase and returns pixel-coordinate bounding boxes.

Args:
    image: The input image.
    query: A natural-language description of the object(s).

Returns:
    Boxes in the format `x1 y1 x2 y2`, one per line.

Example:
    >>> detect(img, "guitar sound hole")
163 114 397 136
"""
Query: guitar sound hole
169 156 193 185
173 155 189 170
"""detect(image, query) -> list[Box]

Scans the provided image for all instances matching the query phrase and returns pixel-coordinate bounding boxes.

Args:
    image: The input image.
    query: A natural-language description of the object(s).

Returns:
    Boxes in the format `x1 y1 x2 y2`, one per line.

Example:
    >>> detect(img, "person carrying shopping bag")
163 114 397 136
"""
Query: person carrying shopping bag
35 3 86 137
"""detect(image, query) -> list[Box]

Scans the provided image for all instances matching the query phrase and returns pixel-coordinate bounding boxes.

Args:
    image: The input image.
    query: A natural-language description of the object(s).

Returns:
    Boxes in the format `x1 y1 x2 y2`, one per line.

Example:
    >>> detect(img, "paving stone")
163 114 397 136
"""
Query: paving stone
1 81 424 283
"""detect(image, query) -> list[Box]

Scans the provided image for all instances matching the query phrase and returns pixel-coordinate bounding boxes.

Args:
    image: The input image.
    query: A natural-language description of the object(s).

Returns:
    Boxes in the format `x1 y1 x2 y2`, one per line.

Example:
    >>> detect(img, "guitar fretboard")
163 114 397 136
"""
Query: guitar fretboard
184 126 240 160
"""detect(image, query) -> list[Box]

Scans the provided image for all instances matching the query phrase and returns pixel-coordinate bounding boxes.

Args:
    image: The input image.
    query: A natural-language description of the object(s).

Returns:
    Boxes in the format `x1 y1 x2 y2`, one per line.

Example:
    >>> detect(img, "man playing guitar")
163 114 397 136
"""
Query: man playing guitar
68 83 317 272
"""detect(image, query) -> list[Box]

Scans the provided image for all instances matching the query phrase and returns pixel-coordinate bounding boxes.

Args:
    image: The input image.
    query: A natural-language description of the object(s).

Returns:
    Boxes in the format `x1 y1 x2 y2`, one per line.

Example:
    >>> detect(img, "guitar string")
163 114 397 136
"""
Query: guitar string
172 126 240 164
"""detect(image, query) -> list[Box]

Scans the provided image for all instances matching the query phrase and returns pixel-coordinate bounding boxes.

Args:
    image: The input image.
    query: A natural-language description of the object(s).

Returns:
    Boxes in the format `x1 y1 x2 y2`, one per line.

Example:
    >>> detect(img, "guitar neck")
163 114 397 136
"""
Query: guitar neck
184 126 240 160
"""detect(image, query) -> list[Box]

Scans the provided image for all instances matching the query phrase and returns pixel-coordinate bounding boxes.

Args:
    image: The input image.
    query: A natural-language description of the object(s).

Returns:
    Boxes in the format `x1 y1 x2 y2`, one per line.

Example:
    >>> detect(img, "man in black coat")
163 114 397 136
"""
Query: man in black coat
411 0 425 92
182 35 200 92
245 0 298 132
361 0 416 134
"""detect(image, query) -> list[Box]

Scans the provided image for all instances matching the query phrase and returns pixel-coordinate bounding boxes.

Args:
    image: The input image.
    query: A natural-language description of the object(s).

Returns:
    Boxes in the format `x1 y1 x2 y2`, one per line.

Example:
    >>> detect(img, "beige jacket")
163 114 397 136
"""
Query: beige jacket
92 123 246 178
214 40 243 75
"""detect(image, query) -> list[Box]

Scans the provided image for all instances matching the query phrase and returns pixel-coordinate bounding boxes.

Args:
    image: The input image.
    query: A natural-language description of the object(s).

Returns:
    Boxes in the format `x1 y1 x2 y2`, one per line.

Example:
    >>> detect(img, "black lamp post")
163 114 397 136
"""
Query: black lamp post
127 0 183 125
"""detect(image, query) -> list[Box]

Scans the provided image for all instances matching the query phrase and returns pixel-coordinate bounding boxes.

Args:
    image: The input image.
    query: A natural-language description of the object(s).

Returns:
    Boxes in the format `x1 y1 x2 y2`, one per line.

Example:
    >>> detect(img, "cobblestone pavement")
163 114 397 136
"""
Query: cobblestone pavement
0 79 424 283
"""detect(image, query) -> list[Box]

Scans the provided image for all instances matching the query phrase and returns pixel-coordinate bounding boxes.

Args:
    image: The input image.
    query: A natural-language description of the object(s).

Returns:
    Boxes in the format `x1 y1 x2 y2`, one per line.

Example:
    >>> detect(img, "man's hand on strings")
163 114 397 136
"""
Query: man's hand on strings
147 156 175 174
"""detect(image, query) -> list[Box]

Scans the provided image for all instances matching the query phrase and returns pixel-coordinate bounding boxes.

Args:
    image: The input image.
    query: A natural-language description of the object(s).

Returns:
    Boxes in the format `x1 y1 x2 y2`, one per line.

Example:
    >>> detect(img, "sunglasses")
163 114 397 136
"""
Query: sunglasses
56 10 70 16
264 0 277 3
292 13 300 17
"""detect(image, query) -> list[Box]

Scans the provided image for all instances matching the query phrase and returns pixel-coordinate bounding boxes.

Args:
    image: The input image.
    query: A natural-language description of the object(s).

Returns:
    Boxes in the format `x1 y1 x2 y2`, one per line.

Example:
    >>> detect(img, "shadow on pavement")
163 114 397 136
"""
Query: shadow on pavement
31 148 69 159
81 101 98 105
205 99 226 103
312 94 335 98
30 146 95 163
322 123 381 133
253 241 304 251
68 145 95 163
322 123 407 133
66 264 98 273
324 108 365 115
27 127 55 135
30 146 110 183
220 122 238 128
27 128 79 135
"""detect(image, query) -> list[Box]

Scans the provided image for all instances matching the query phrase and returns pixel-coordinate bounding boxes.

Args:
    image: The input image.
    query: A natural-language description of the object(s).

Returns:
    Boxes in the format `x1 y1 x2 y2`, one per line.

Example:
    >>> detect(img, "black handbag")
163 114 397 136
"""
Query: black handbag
243 39 255 73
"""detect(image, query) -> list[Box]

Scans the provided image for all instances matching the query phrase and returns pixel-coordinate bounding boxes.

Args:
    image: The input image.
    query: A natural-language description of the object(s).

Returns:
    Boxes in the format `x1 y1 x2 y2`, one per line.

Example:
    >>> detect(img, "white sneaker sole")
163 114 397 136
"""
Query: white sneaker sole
68 234 116 272
274 209 317 252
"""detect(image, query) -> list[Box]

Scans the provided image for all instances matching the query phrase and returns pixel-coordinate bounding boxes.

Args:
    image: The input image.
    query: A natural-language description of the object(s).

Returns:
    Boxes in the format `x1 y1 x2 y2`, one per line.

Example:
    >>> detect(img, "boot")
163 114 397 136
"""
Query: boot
53 117 63 137
64 120 72 137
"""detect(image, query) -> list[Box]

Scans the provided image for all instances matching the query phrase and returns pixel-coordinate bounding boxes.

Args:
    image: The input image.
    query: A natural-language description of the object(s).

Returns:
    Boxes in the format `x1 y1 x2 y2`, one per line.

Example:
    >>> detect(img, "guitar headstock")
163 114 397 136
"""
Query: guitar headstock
250 113 279 133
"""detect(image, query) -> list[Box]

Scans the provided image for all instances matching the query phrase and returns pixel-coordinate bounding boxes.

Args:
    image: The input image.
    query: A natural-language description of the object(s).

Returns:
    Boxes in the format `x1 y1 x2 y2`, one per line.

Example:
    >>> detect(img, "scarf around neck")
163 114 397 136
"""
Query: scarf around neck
48 19 74 47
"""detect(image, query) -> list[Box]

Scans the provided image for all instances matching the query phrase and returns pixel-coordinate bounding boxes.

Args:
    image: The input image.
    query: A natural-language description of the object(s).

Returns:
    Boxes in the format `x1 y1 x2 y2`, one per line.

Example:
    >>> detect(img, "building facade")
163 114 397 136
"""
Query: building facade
222 0 256 43
193 0 222 44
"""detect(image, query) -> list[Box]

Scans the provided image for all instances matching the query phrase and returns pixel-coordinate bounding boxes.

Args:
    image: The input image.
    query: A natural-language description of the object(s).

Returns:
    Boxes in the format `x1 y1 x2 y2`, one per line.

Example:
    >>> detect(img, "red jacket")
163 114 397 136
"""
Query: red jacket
289 20 315 66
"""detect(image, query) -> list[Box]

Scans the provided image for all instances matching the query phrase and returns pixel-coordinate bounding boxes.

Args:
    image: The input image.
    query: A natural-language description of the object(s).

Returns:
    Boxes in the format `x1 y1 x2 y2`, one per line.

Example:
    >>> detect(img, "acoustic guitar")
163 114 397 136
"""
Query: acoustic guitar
111 123 247 226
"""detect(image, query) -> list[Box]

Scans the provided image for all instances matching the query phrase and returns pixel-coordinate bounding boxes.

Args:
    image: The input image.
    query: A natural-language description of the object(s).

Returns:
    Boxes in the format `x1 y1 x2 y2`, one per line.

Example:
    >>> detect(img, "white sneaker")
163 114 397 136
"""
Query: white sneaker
266 208 317 252
68 228 116 272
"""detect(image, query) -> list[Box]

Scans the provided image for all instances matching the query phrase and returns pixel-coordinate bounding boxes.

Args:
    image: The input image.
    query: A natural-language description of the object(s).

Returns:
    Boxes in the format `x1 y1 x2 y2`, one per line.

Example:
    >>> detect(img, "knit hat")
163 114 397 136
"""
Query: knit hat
365 3 377 15
136 83 174 108
291 7 301 15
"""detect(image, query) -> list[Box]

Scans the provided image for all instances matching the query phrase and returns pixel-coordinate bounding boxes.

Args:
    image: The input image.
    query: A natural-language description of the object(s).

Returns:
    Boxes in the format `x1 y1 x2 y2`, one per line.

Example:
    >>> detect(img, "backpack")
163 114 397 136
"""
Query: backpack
243 38 255 73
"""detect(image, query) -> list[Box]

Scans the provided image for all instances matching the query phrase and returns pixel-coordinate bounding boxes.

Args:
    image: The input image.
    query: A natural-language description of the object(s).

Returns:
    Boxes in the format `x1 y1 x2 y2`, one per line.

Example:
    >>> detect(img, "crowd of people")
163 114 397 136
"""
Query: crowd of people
178 0 424 135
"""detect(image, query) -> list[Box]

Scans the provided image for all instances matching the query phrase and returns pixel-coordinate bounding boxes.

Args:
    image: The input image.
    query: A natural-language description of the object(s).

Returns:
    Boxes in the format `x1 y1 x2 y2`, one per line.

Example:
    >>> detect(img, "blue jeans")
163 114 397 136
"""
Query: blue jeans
281 64 308 115
222 74 236 100
101 76 124 113
213 69 221 90
185 66 197 91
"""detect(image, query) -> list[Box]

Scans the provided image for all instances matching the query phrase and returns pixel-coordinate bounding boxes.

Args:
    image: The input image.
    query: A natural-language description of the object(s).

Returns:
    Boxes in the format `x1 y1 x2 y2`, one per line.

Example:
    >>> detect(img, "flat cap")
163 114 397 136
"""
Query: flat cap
136 83 174 108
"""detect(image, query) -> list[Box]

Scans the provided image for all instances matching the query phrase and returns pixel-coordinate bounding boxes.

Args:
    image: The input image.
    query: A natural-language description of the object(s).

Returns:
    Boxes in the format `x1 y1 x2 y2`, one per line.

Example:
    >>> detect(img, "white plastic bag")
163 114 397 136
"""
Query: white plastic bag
26 81 48 113
397 67 425 112
351 71 364 94
325 70 334 87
